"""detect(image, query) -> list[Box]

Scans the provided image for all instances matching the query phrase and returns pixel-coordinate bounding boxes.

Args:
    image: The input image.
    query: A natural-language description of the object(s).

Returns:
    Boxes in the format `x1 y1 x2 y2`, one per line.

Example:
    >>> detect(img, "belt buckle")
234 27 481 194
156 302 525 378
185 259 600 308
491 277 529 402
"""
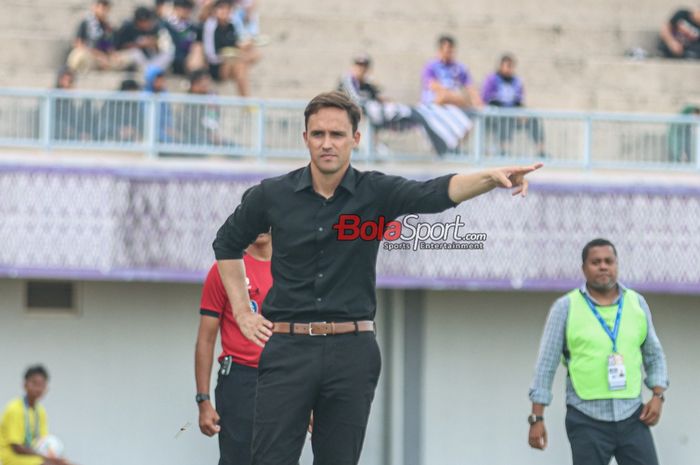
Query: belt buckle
308 321 327 336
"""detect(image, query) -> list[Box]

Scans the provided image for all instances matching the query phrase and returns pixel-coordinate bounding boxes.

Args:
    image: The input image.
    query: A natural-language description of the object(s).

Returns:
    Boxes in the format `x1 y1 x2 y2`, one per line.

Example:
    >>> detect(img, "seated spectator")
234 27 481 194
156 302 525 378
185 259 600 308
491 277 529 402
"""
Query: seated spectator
337 54 471 157
202 0 259 96
52 67 95 142
181 69 228 145
668 105 700 162
165 0 205 74
115 6 174 71
481 54 546 158
421 35 482 109
338 54 384 106
99 79 145 142
144 65 177 143
659 7 700 58
154 0 172 20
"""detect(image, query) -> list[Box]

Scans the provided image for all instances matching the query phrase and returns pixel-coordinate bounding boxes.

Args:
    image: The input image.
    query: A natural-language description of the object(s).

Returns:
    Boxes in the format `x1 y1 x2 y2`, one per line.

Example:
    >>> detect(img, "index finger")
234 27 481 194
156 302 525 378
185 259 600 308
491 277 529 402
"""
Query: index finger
509 162 544 175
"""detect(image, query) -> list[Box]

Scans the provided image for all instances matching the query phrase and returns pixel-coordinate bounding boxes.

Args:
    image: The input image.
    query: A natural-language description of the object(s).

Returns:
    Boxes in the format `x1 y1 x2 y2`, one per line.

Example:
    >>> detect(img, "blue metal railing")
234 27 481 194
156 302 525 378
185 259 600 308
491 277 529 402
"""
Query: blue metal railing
0 88 698 171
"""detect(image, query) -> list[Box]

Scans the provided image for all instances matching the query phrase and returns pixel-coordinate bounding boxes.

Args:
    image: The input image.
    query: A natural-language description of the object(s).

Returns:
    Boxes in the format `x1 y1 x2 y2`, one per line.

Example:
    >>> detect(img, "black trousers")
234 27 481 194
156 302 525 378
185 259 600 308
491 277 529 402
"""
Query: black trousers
565 405 659 465
252 331 382 465
215 362 258 465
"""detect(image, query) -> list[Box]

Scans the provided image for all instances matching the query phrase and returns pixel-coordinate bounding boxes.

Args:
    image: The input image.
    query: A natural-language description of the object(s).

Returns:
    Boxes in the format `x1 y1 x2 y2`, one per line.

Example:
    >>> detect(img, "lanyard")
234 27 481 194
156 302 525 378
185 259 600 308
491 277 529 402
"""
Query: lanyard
23 397 39 447
580 290 624 353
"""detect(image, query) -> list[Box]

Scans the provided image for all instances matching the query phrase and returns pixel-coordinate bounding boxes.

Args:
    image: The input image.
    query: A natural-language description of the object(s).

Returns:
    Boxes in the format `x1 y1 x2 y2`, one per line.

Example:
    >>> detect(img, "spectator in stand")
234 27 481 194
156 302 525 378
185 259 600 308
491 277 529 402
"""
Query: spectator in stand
52 67 95 142
99 79 145 143
66 0 115 72
181 69 229 145
115 6 174 71
421 35 482 109
233 0 269 46
481 54 547 158
659 7 700 58
338 54 383 106
144 65 177 143
165 0 205 74
668 105 700 162
202 0 259 96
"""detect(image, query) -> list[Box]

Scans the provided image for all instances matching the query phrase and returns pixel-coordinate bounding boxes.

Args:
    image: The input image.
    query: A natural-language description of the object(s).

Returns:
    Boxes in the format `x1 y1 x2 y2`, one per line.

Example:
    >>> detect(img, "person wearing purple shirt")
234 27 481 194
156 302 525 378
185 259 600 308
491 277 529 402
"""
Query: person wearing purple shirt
481 54 546 158
421 35 482 108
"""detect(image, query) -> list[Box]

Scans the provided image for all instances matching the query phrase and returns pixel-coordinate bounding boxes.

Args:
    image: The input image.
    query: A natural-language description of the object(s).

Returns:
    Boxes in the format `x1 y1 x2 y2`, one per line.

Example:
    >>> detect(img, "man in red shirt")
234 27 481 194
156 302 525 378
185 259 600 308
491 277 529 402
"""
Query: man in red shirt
195 230 272 465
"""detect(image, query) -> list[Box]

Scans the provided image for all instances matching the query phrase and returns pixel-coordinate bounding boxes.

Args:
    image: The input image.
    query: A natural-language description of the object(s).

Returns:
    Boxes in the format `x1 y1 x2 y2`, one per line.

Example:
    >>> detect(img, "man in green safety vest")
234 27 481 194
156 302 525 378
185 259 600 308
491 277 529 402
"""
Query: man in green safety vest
527 238 669 465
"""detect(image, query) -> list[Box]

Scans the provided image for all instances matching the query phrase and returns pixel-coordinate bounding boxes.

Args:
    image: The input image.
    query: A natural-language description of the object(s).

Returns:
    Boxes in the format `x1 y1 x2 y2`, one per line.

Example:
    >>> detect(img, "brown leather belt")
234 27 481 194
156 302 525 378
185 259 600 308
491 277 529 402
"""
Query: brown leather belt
272 320 375 336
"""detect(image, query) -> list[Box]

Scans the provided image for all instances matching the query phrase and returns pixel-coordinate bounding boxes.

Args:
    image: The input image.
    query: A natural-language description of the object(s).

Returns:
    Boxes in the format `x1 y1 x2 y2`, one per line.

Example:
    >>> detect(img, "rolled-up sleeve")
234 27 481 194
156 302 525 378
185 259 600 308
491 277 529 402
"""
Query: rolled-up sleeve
637 294 670 390
377 173 457 220
529 296 569 405
213 184 270 260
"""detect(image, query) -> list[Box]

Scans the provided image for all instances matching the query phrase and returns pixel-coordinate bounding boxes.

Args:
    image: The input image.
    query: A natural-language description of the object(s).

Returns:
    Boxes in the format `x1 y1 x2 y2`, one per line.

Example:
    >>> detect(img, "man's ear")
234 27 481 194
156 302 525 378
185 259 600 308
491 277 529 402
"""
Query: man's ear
353 130 361 147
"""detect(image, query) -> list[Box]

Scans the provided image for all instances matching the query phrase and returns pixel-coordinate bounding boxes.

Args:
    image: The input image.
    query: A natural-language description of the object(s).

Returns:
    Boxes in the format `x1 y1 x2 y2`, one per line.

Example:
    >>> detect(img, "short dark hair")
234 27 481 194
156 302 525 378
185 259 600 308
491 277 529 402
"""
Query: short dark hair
173 0 194 8
582 238 617 263
189 68 210 86
438 35 455 47
304 91 362 133
214 0 233 8
134 6 155 22
96 0 112 6
24 365 49 381
119 79 140 91
500 53 515 65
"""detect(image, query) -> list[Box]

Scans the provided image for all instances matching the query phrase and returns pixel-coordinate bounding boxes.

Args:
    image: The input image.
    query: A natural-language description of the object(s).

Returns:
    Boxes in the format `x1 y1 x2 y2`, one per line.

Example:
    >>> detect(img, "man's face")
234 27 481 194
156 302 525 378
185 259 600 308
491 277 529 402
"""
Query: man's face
58 74 74 89
190 76 211 94
303 107 359 176
136 19 154 31
94 3 111 20
215 5 232 22
582 245 618 292
439 42 455 62
153 75 166 92
24 375 48 402
174 5 192 20
353 63 369 80
499 59 515 77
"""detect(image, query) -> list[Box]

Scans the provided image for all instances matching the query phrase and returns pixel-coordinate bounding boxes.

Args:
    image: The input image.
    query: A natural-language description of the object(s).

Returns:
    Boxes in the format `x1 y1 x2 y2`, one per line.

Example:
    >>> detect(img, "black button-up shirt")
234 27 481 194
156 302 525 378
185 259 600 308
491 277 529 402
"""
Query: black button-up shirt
213 164 456 322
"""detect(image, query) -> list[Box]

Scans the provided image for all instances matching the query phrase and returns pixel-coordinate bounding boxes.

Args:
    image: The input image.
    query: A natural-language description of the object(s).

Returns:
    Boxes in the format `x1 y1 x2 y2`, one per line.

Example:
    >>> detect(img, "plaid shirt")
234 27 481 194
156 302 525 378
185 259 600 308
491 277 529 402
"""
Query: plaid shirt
529 284 669 422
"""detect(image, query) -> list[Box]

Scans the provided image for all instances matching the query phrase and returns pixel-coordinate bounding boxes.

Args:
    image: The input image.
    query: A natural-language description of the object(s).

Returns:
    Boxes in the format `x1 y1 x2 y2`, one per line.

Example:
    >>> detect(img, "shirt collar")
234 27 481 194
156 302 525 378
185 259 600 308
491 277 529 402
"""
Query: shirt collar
294 164 357 196
579 282 627 305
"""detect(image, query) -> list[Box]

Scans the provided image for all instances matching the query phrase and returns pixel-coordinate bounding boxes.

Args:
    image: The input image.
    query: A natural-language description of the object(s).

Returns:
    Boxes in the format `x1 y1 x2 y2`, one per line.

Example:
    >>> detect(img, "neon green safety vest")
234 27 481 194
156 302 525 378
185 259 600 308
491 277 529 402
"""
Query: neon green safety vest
564 288 647 400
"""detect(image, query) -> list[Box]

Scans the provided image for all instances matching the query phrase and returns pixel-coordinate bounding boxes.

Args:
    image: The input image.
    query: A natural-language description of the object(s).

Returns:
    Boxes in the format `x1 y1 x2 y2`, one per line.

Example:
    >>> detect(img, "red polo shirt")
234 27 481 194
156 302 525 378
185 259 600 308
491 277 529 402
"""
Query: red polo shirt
199 255 272 368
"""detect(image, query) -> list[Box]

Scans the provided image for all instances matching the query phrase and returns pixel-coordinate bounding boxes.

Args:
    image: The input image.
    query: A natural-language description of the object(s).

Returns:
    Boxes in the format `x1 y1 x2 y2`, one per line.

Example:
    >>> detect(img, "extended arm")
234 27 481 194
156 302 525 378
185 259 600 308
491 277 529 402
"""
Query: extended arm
447 163 543 203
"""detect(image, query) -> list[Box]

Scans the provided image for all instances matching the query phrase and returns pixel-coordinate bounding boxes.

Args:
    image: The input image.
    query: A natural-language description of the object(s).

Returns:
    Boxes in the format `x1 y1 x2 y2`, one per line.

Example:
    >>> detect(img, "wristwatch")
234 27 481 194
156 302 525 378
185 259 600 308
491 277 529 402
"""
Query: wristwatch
527 414 544 425
652 392 665 402
195 393 210 404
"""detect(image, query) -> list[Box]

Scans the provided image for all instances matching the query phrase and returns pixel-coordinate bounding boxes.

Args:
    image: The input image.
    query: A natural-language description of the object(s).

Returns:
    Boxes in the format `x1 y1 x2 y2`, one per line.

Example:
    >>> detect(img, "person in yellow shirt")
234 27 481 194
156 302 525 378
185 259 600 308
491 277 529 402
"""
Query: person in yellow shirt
0 366 69 465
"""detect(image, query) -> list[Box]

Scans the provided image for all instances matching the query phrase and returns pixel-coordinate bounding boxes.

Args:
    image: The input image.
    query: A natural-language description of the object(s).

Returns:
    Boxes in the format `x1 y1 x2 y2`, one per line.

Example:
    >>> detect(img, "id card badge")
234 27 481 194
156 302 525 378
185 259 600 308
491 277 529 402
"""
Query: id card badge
607 353 626 391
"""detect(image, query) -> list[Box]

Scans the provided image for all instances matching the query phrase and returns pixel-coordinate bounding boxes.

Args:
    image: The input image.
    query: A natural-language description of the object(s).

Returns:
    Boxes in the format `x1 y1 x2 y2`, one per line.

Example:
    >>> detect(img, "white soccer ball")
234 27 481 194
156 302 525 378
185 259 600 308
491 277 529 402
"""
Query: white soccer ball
34 435 64 458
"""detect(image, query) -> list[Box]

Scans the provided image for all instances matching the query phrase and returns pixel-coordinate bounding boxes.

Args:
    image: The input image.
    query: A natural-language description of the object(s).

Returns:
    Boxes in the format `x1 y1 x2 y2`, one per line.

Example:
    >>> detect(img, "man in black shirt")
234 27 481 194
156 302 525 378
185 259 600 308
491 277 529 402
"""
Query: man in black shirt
659 7 700 58
213 91 542 465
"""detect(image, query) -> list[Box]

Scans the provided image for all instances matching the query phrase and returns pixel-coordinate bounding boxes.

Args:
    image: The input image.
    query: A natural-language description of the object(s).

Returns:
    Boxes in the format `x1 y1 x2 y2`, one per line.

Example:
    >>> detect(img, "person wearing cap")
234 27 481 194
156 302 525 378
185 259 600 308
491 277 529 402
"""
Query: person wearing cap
213 90 542 465
528 238 669 465
338 54 383 106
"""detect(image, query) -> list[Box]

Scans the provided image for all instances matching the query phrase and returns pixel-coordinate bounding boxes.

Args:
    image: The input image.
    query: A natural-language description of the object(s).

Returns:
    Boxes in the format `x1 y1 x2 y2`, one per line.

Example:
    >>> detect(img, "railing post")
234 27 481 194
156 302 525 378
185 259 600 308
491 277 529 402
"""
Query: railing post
256 100 266 162
365 120 376 162
472 112 483 165
695 119 700 171
144 95 158 158
40 93 53 153
583 116 593 170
